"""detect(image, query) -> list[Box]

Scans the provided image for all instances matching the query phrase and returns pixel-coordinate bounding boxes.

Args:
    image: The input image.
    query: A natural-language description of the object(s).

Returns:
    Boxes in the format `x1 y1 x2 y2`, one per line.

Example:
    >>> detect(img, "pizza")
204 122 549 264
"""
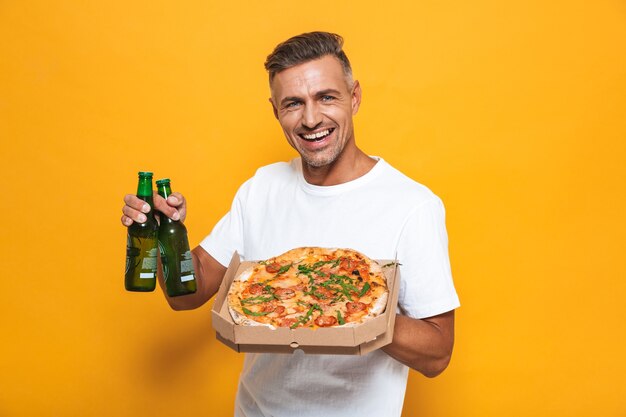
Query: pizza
227 247 390 329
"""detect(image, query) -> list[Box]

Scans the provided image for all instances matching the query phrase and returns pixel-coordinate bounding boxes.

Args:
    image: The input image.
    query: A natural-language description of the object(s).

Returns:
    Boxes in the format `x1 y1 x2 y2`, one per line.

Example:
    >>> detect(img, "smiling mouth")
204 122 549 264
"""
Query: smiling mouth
299 128 335 142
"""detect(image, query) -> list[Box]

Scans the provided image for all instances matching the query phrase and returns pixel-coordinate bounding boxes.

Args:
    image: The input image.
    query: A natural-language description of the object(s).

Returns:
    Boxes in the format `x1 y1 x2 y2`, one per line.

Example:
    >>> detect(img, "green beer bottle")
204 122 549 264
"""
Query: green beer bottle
125 172 159 292
156 178 197 297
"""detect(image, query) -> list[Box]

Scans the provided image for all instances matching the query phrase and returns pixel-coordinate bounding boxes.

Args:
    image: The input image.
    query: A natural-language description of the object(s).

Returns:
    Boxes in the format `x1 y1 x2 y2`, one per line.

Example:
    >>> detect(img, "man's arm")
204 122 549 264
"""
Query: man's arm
160 246 226 310
381 310 455 378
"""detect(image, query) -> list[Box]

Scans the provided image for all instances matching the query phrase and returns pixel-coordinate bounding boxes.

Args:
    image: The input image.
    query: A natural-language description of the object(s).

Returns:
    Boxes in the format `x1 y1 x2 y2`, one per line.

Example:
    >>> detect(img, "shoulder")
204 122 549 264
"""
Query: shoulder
374 158 441 208
235 159 300 200
252 159 299 181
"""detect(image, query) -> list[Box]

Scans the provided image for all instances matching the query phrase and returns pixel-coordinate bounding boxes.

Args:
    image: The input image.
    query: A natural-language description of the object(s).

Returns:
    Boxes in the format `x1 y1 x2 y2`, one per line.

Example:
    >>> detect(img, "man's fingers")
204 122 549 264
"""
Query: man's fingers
167 192 186 222
123 191 187 225
153 194 176 219
167 192 187 222
123 194 151 213
122 204 148 223
154 193 185 222
167 192 185 207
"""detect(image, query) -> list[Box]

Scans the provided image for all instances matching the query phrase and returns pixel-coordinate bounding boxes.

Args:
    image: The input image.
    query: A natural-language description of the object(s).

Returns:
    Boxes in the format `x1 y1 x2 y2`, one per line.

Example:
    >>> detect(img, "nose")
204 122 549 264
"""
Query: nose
301 102 322 130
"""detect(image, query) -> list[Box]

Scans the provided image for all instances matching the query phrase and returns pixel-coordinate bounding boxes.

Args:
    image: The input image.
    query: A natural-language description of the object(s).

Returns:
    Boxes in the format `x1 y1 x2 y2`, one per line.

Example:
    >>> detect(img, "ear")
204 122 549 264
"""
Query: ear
269 97 279 120
351 80 362 115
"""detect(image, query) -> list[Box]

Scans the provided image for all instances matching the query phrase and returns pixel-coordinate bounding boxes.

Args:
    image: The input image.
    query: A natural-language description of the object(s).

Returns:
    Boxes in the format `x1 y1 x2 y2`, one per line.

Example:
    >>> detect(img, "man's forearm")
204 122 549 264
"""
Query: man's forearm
381 310 455 377
159 246 227 311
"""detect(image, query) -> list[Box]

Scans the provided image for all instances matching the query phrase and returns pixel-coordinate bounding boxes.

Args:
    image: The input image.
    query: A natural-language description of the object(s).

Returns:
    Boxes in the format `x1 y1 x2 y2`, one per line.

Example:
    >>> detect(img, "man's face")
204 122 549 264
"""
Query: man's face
270 55 361 169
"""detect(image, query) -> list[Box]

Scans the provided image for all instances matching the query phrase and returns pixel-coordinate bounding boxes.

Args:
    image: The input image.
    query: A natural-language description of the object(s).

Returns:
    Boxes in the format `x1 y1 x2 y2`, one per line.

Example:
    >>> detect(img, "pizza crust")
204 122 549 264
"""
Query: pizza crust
368 291 388 317
228 305 275 328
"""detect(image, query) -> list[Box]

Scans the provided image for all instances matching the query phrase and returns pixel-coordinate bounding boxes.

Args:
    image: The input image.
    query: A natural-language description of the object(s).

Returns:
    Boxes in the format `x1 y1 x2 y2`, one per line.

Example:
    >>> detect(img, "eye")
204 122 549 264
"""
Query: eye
321 95 335 102
285 101 301 109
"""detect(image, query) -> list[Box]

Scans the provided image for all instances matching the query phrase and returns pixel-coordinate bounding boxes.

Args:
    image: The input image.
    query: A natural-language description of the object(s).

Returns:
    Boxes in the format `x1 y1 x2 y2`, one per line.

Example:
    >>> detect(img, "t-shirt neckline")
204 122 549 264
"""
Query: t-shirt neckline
295 156 385 196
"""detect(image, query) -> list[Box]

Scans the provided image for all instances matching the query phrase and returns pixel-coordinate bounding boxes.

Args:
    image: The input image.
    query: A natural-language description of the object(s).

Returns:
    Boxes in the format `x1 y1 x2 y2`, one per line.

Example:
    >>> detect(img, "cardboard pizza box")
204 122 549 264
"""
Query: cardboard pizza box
211 251 400 355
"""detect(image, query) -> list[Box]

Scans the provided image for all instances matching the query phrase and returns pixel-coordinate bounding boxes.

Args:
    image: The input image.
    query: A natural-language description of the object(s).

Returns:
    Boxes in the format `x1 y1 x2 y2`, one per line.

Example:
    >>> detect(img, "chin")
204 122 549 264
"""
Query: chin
302 152 340 168
304 159 331 168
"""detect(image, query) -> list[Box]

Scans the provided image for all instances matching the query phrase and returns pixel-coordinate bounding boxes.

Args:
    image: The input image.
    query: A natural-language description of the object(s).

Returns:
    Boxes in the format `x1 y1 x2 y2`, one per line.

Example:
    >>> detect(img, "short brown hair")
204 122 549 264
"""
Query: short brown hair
264 31 353 83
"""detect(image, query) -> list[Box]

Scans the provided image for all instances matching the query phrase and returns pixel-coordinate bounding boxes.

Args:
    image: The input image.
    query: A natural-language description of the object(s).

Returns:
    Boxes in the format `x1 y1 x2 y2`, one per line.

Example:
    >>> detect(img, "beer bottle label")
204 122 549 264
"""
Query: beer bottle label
180 250 195 282
141 247 158 275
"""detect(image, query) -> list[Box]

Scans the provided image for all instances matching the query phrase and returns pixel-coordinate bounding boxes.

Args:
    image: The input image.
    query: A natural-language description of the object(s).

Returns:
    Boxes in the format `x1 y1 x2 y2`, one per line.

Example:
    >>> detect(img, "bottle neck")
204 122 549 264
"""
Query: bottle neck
156 183 174 223
157 184 172 199
137 176 154 201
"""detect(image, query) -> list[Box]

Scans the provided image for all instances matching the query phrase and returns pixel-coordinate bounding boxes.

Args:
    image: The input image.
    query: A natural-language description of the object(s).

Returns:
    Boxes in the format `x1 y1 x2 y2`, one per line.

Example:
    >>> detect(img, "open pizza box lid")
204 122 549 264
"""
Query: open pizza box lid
211 251 401 355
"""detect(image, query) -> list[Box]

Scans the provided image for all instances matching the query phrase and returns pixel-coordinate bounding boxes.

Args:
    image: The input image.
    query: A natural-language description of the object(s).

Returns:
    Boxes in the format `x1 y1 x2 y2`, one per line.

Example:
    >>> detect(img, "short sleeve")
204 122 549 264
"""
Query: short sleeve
395 196 460 319
199 179 251 267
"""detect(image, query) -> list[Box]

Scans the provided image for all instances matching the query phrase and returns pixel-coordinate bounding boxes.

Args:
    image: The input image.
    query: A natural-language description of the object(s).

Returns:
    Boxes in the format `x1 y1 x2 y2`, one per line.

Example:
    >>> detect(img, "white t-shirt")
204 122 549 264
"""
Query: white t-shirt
201 157 460 417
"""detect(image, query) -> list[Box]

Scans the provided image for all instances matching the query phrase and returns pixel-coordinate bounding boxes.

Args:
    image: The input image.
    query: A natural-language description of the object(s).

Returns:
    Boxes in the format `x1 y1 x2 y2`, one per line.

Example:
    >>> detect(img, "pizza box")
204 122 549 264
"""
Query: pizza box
211 251 400 355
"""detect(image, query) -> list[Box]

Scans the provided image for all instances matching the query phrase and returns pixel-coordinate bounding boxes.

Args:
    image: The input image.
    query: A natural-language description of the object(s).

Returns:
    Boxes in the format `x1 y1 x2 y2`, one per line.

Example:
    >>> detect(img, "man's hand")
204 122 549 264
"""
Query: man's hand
120 191 225 310
121 192 186 226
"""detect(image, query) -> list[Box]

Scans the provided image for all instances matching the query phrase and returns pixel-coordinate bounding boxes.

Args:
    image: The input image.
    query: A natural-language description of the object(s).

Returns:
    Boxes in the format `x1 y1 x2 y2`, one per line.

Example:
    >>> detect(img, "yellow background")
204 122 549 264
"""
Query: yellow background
1 1 625 416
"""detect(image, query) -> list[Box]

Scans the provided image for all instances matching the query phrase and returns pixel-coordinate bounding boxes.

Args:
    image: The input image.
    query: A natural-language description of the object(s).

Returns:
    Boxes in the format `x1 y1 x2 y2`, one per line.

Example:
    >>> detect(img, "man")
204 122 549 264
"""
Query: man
121 32 459 417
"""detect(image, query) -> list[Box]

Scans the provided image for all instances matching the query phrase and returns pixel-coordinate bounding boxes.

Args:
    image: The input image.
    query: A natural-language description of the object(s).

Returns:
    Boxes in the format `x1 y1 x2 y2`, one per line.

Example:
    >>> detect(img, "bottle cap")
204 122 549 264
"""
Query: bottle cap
156 178 171 186
138 171 153 178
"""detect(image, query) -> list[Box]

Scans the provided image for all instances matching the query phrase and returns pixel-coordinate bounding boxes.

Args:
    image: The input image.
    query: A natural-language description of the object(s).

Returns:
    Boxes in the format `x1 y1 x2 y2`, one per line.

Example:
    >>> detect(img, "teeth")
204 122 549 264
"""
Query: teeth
302 129 331 140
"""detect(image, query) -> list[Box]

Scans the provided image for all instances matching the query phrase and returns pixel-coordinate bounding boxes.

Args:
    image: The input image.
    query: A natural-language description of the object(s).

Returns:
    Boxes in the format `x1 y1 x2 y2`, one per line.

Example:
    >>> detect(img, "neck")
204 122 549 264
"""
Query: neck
301 147 377 186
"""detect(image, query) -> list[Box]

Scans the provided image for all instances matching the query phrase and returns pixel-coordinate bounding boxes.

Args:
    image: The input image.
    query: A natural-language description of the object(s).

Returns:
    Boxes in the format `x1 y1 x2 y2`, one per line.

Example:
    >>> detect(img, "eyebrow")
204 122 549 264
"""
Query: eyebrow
279 89 343 106
315 89 342 97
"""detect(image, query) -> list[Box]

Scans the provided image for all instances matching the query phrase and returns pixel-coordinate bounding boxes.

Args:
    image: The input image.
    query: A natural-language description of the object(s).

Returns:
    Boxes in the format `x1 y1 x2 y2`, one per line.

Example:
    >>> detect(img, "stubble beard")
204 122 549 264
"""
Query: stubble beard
301 146 342 168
